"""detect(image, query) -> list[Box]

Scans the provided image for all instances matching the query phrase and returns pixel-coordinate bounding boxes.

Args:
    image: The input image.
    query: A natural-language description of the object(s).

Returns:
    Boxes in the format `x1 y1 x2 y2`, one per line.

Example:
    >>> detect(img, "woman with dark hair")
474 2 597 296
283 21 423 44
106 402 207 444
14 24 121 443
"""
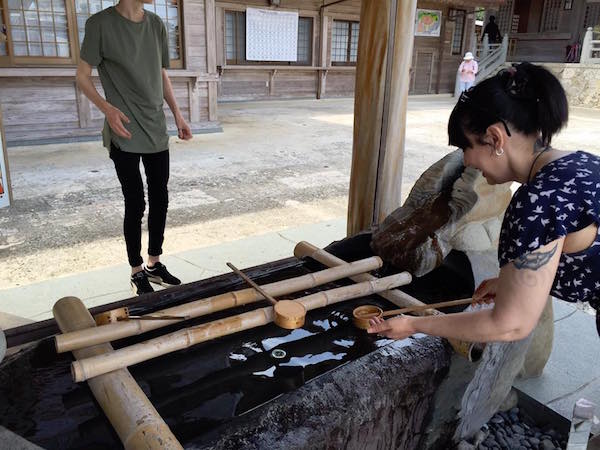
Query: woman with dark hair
369 62 600 341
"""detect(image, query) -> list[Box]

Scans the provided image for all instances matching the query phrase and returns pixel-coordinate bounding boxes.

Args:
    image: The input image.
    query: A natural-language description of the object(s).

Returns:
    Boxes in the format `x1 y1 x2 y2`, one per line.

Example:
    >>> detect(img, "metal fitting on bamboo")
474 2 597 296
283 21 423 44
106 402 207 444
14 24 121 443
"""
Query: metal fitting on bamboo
70 272 411 382
55 255 383 353
294 241 484 362
53 296 182 450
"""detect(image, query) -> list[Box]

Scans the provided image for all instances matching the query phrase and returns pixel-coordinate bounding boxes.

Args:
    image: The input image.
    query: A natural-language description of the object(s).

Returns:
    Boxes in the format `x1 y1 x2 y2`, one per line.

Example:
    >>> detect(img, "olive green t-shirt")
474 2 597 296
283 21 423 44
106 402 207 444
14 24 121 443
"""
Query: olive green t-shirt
80 7 170 154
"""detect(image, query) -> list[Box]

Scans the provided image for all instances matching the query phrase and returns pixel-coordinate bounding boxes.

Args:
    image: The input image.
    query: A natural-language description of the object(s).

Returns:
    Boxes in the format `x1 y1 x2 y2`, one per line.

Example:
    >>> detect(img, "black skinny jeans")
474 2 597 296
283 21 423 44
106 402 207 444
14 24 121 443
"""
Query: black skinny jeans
110 143 169 267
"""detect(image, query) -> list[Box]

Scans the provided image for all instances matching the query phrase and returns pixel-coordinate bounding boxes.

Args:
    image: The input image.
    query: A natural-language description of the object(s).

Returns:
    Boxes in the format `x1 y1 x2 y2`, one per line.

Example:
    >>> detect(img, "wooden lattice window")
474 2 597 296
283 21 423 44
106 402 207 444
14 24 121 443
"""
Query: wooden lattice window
540 0 562 32
225 10 313 66
296 16 312 65
331 20 359 65
496 0 514 36
144 0 181 67
584 4 600 29
4 0 76 64
74 0 183 68
449 9 465 55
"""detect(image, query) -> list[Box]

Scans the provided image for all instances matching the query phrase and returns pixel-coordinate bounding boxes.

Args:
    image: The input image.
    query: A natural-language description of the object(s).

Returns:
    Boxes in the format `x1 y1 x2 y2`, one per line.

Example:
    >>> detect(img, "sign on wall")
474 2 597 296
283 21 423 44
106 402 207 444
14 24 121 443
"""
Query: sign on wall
414 9 442 37
246 7 299 62
0 109 11 209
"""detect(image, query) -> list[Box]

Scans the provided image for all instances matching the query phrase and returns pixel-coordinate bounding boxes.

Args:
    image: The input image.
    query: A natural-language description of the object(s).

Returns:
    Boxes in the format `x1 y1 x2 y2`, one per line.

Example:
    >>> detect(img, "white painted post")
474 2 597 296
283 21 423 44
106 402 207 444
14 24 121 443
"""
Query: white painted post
454 67 462 97
0 328 5 363
482 34 490 58
581 27 592 64
501 34 508 63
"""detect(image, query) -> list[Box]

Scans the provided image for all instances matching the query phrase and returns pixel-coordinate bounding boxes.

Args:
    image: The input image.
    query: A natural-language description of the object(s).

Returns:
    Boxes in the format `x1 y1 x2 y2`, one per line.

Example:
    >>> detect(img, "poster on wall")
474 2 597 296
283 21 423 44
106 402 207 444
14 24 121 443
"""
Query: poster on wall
0 110 10 209
414 9 442 37
246 7 298 62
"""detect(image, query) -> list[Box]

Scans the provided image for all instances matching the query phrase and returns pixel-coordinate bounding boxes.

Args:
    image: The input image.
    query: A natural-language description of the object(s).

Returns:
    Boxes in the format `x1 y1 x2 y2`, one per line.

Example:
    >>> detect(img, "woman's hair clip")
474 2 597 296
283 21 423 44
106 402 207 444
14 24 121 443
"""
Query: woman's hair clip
503 65 533 100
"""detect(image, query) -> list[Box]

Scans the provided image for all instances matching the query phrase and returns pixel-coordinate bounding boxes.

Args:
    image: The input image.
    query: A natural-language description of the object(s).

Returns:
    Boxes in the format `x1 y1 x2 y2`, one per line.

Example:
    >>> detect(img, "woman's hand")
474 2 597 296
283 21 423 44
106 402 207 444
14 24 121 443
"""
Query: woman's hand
367 315 416 340
472 277 499 306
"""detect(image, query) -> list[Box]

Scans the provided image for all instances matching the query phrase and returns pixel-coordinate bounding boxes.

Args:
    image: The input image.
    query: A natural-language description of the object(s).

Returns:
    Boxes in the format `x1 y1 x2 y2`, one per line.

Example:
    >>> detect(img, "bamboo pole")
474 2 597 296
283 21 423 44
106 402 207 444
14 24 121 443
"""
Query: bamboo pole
294 241 484 361
70 273 411 382
53 297 182 450
294 241 426 310
56 256 383 353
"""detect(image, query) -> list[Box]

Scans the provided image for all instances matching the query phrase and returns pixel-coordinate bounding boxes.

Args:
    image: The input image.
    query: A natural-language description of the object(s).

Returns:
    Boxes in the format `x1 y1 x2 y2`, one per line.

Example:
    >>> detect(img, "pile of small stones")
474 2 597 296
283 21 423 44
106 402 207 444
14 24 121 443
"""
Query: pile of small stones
458 407 567 450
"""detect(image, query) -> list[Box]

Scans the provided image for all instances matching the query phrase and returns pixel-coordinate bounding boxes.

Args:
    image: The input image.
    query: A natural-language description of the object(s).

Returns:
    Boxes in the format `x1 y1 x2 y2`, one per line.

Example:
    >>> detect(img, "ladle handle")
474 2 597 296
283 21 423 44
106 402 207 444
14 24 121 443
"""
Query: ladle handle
381 298 473 317
119 315 189 321
227 262 278 305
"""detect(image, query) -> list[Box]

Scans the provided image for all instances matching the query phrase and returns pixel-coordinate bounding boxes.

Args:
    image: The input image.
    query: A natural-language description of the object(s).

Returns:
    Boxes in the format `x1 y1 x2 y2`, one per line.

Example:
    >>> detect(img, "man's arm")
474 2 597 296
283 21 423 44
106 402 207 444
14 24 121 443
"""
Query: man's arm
162 68 192 140
76 59 131 139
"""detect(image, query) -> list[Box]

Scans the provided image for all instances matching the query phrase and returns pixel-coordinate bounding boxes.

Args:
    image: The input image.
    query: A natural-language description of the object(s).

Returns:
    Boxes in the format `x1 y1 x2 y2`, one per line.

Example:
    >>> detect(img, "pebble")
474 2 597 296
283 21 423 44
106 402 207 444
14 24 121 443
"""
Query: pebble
473 430 488 446
540 439 555 450
511 424 524 435
457 441 476 450
468 408 567 450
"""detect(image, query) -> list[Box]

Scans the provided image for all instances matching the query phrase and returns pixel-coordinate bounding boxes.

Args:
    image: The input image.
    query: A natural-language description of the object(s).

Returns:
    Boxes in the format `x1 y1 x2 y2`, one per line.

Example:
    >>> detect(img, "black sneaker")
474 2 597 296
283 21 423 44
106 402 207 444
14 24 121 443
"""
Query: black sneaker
144 262 181 286
131 271 154 295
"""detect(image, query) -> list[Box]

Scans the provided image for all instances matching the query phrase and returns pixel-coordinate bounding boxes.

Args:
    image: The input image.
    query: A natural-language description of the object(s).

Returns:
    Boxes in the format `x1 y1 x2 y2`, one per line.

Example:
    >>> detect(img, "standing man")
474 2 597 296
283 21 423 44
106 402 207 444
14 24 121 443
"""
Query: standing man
482 15 502 44
76 0 192 295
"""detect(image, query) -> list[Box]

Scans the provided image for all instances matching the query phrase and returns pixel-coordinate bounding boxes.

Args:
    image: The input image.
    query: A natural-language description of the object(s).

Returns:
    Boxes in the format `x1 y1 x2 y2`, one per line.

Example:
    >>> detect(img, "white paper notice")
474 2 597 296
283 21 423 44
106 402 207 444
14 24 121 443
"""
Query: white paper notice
246 7 298 62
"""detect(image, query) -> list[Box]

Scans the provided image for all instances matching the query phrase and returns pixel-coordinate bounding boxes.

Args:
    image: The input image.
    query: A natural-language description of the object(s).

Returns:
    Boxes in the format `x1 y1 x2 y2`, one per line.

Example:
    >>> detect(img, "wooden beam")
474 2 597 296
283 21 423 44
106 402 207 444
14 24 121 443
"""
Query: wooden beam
347 0 417 235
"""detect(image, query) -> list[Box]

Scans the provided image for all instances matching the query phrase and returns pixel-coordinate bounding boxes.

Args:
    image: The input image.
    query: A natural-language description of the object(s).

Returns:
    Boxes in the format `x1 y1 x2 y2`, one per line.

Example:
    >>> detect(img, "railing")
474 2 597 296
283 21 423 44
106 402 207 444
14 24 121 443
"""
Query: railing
454 34 508 97
581 27 600 64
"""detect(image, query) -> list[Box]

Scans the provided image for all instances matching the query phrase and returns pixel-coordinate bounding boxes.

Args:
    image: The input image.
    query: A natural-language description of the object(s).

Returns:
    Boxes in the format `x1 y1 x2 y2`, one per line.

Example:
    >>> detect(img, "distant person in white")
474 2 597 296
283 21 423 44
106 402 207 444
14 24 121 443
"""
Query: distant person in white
458 52 478 92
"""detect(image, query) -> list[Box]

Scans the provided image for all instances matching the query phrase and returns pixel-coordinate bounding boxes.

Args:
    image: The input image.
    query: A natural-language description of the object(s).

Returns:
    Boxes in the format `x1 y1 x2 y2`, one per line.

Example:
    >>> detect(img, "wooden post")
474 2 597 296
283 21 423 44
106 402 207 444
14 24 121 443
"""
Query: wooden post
435 11 448 94
347 0 417 235
269 69 277 96
53 297 182 450
317 12 329 99
0 107 12 208
205 0 218 121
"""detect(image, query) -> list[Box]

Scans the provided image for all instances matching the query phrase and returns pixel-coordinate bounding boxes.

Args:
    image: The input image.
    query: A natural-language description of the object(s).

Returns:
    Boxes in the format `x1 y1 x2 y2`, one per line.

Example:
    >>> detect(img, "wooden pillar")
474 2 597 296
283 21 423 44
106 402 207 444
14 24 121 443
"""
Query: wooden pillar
317 13 329 99
435 11 448 94
205 0 218 121
347 0 417 235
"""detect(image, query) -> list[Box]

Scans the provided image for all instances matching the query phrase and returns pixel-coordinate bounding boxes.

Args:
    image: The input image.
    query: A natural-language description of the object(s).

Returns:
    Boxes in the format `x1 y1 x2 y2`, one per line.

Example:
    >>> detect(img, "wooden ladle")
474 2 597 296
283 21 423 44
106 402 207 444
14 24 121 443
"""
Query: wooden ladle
352 297 474 330
227 262 306 330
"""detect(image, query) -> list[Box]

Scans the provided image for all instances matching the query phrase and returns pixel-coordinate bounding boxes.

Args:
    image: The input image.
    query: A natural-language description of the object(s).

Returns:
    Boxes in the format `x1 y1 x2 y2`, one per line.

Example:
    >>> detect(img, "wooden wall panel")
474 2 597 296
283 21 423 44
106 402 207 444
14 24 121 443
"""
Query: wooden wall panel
272 71 318 97
0 79 79 127
184 0 208 72
219 70 270 100
323 71 355 97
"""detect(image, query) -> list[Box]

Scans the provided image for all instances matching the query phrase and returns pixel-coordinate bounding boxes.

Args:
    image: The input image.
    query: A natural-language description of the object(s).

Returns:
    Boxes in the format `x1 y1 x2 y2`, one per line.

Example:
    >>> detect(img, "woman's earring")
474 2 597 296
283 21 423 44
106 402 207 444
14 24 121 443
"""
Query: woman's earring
495 147 504 156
